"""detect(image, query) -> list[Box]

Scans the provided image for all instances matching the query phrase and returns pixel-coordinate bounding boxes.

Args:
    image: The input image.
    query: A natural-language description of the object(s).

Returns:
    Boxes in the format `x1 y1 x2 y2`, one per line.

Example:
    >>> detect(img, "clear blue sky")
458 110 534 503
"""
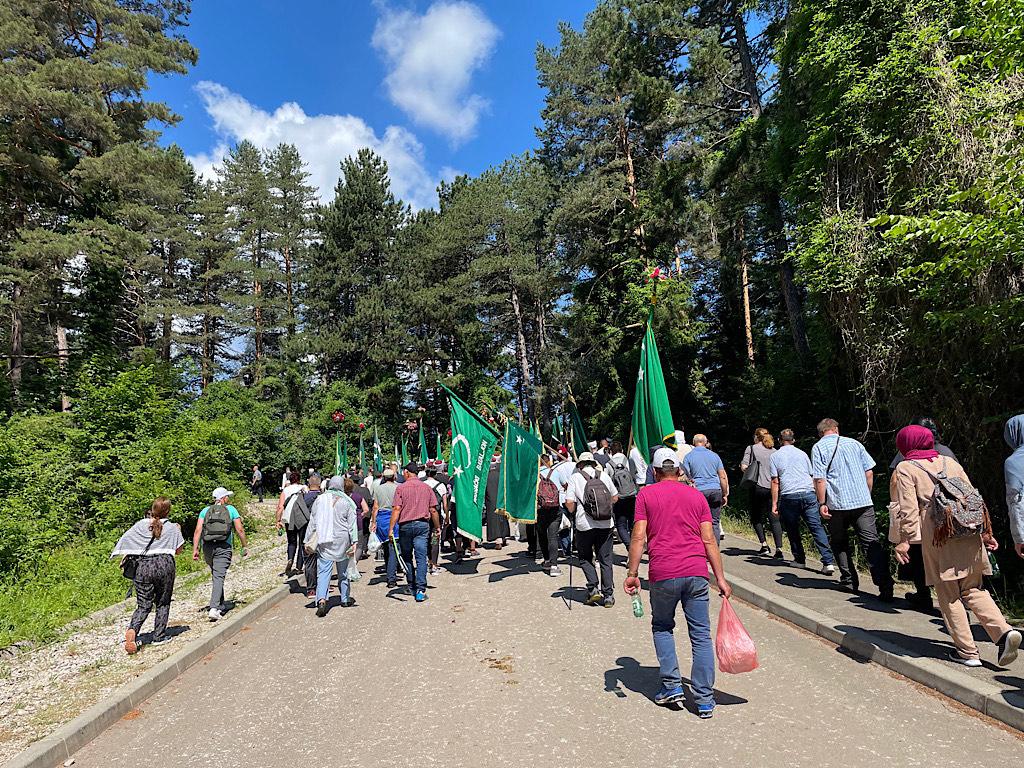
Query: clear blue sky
147 1 589 208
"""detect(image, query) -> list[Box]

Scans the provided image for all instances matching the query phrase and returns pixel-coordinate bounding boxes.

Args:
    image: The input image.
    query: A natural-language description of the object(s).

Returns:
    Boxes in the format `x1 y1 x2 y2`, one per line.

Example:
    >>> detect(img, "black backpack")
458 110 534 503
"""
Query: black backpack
203 503 232 544
581 473 614 521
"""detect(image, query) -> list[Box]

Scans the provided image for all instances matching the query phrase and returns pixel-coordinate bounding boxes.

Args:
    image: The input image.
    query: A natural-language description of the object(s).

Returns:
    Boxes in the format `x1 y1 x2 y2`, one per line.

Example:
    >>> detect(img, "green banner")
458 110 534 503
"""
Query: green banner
567 396 588 457
373 426 383 472
359 432 367 473
419 421 429 464
435 432 443 462
442 383 500 543
631 313 676 460
401 439 410 466
497 420 543 523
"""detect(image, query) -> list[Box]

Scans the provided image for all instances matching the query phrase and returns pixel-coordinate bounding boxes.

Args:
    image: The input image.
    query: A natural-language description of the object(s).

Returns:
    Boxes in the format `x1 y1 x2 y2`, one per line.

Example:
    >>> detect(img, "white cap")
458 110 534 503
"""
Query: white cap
652 447 680 470
577 451 596 463
212 486 234 500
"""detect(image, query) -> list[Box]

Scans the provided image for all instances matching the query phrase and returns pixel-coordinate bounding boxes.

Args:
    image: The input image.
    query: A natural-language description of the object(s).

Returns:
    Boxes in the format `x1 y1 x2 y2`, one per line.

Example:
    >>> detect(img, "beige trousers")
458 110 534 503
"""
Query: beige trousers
934 570 1011 659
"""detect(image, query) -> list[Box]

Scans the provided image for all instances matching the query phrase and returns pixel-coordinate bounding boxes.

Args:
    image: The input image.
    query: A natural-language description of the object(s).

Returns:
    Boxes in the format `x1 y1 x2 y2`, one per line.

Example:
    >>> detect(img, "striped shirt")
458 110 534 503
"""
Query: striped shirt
810 435 875 510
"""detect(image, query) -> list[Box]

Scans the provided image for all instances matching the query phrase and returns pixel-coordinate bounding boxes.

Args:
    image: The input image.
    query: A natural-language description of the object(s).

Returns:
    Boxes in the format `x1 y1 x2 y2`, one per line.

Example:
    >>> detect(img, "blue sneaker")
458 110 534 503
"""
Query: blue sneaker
653 686 685 706
697 703 715 719
415 590 428 603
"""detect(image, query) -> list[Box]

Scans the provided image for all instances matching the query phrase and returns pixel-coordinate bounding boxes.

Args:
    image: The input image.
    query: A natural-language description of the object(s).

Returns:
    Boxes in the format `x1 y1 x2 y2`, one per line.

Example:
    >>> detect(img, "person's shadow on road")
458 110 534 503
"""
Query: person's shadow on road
603 656 747 713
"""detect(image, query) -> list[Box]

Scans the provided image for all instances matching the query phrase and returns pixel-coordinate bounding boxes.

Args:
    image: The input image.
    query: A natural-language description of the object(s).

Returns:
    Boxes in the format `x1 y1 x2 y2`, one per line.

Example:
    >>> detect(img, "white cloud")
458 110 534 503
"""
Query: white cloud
373 1 500 144
187 81 442 210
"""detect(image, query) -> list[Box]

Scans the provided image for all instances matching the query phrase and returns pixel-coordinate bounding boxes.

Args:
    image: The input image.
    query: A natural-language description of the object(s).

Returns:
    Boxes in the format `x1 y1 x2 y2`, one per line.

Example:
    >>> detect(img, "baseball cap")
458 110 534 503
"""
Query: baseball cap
404 462 421 474
652 447 680 470
383 468 395 478
211 486 234 500
577 451 596 464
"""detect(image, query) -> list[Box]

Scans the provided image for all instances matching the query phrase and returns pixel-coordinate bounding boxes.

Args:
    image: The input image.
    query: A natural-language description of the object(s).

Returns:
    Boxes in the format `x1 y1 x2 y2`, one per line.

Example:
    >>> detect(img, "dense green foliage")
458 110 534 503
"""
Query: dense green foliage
0 0 1022 643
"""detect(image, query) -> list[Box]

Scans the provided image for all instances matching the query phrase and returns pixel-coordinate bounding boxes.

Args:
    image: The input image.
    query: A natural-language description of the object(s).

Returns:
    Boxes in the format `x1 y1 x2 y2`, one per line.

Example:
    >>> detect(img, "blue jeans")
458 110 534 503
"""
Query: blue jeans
399 519 430 593
777 492 835 566
315 555 351 603
649 576 715 707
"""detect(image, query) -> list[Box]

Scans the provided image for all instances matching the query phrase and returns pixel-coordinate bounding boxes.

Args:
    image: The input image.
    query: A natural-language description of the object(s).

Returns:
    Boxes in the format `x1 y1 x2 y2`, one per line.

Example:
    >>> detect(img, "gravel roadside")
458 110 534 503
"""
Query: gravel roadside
0 501 291 766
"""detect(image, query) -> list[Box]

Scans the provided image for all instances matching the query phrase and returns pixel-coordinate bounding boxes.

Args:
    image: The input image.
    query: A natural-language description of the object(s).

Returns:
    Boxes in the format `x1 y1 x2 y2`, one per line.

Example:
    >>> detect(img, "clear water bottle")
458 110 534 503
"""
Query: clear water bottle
631 591 644 618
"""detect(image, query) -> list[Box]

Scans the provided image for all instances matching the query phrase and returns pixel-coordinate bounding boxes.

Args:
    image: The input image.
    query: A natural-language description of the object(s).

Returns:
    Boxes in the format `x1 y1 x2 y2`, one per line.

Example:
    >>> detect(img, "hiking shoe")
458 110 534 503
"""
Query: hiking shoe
549 565 562 578
340 598 356 608
387 581 397 589
758 545 771 555
822 564 836 576
415 590 428 603
208 608 222 622
878 586 894 603
586 591 604 606
997 629 1022 667
315 600 329 617
697 704 715 719
603 595 616 608
949 651 982 667
773 550 785 560
654 686 685 706
124 629 138 655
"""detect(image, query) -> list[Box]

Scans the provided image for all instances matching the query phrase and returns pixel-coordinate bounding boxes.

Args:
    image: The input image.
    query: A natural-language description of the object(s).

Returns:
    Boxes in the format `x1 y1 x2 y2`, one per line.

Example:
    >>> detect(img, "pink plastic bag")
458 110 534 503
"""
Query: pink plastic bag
715 597 759 674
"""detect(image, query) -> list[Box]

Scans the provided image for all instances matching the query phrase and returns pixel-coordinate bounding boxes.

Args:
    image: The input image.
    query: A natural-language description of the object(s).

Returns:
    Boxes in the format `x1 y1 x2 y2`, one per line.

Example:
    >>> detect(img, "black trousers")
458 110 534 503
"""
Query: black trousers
286 525 307 571
129 554 176 641
749 485 784 549
524 521 539 555
827 505 893 591
576 527 614 597
537 506 561 565
613 496 636 548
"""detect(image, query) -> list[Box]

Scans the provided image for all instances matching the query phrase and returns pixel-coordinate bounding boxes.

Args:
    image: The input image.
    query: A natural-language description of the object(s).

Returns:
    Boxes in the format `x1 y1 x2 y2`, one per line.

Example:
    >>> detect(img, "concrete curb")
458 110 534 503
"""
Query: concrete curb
728 573 1023 731
7 584 291 768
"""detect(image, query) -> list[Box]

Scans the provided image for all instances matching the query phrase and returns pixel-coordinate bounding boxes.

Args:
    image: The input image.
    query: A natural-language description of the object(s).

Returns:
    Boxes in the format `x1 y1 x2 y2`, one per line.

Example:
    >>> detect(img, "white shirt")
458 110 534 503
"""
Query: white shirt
548 460 575 504
628 446 648 485
566 465 617 531
280 483 305 525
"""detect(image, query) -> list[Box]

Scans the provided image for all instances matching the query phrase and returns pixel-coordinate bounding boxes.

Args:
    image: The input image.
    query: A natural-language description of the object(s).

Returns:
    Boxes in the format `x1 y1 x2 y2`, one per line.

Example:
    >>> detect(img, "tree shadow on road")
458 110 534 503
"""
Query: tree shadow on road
603 656 748 713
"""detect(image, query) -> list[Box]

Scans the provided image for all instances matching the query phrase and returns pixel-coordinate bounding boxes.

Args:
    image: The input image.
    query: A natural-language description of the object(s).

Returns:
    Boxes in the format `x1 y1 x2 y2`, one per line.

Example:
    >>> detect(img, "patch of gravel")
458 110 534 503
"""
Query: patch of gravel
0 502 293 766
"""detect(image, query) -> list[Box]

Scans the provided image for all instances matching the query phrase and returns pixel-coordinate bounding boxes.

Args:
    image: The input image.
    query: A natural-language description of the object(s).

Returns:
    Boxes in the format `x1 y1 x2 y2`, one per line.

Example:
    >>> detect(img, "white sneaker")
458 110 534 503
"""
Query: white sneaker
549 565 562 577
822 564 836 576
208 608 222 622
948 651 982 667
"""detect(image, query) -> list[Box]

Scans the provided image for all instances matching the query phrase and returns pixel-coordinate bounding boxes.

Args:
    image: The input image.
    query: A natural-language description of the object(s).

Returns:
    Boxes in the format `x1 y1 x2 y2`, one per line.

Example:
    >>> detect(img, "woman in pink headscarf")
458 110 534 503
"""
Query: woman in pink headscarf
890 425 1021 667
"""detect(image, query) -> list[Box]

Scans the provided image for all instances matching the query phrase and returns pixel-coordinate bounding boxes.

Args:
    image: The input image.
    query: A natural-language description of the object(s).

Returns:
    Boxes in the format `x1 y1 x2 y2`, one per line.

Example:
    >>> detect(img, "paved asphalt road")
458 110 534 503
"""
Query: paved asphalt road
70 543 1024 768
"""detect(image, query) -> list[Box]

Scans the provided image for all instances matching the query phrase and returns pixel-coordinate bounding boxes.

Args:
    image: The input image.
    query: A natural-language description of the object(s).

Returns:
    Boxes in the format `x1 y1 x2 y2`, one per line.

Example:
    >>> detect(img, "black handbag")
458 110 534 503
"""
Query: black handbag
120 535 155 584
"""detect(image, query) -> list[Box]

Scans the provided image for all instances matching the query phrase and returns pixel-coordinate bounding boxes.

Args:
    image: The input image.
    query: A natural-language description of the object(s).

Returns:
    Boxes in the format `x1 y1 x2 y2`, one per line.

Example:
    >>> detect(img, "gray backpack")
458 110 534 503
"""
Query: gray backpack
911 459 989 545
581 473 614 521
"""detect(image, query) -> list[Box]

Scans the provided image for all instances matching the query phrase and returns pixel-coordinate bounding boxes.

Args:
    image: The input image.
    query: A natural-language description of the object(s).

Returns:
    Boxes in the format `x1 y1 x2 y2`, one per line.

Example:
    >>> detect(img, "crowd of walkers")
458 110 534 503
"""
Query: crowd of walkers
112 413 1024 717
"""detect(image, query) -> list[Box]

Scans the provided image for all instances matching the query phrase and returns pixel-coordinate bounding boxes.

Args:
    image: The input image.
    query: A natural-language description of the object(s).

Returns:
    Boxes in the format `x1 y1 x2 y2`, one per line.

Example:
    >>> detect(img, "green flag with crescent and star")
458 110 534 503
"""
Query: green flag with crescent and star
373 427 383 472
631 313 676 461
441 383 499 543
419 421 429 464
496 420 543 523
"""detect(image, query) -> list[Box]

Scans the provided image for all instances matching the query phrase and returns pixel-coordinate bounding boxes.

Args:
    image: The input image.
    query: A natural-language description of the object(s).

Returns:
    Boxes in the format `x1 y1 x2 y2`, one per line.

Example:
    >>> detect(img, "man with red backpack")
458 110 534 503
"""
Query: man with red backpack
537 453 565 577
565 452 619 606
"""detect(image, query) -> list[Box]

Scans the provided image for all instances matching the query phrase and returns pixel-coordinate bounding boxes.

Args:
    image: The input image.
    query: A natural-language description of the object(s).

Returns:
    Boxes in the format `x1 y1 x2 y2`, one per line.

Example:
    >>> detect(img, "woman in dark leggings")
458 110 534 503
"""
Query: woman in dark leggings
112 498 185 654
741 428 785 558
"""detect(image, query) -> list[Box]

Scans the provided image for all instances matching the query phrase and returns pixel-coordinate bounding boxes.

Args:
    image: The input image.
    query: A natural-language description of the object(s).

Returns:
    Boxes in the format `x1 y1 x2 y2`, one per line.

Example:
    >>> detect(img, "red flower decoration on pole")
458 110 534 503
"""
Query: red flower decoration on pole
331 411 344 424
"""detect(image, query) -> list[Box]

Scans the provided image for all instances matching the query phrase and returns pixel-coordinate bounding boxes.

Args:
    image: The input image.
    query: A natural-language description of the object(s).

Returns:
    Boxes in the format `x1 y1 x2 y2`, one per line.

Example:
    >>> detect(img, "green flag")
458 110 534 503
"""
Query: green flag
496 420 543 523
567 396 588 457
359 432 367 473
441 384 500 543
631 314 676 461
373 427 383 472
334 432 344 475
401 439 410 466
419 421 429 464
435 432 443 462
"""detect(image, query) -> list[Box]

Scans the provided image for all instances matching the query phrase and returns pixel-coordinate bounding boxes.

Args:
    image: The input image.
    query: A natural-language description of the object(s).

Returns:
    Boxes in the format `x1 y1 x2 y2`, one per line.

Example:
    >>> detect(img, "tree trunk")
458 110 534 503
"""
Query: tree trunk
615 95 648 257
9 282 23 404
509 279 534 422
56 323 71 411
765 191 812 362
739 220 755 366
283 245 295 338
160 239 173 362
730 2 762 118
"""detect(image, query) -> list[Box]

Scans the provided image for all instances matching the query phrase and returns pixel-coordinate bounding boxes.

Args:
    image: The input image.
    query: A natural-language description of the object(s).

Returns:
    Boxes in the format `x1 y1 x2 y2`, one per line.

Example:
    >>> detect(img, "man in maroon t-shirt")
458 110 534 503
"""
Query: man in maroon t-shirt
624 447 731 717
390 463 440 602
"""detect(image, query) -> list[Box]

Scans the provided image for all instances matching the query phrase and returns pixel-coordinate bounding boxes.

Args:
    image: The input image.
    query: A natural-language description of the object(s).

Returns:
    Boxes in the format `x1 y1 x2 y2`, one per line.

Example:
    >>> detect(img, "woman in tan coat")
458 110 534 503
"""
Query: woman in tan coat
890 425 1021 667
